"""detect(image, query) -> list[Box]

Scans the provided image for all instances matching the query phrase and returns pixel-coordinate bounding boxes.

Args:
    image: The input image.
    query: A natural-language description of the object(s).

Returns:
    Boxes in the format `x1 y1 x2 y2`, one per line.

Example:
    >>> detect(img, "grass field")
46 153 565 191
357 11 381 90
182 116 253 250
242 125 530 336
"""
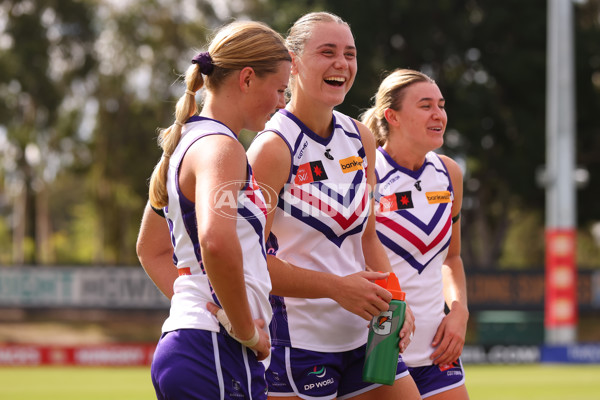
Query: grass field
0 364 599 399
465 364 600 400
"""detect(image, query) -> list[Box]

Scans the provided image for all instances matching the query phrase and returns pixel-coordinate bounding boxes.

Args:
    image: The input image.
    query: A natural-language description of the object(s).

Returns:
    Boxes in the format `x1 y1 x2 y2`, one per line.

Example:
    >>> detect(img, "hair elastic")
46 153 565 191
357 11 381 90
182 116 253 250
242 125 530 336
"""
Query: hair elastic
191 51 214 75
174 121 184 127
185 89 196 96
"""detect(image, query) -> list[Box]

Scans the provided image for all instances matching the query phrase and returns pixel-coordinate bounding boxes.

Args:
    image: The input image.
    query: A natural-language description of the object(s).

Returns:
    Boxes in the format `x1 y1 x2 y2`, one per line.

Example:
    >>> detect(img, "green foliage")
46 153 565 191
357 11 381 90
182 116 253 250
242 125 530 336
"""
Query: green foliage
270 0 600 268
577 224 600 269
22 237 35 264
1 0 98 264
0 217 11 264
0 0 598 267
52 203 98 264
574 1 600 224
499 208 545 269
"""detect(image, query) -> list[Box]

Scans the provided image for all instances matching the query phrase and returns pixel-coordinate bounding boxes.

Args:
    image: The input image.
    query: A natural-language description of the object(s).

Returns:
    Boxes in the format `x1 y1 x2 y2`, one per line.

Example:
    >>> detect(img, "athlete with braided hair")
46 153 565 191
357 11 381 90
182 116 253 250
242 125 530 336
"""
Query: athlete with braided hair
136 20 291 400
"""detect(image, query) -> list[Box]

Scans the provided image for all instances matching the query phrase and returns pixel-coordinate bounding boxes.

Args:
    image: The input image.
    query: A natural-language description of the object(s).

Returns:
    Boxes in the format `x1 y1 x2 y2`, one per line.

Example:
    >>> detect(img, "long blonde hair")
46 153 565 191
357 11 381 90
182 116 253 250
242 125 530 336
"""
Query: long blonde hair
148 21 290 209
361 69 434 147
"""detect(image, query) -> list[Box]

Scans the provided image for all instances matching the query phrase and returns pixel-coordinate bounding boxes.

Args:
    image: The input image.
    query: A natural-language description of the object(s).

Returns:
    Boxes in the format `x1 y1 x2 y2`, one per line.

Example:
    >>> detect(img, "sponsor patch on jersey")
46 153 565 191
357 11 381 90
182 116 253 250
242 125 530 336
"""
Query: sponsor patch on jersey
339 156 363 173
378 191 414 212
294 161 328 185
425 191 451 204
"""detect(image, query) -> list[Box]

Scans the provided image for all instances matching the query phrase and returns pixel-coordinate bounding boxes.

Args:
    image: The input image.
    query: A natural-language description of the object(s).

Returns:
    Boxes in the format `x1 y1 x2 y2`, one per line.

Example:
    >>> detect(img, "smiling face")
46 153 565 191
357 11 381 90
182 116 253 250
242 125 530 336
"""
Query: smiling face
290 21 357 109
244 60 291 132
389 81 447 153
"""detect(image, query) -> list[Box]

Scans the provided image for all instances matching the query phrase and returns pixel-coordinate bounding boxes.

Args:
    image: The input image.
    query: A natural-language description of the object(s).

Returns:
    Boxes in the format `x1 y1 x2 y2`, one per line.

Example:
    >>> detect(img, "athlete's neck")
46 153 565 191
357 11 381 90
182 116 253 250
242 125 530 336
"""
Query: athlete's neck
286 101 334 138
382 140 426 171
200 91 241 136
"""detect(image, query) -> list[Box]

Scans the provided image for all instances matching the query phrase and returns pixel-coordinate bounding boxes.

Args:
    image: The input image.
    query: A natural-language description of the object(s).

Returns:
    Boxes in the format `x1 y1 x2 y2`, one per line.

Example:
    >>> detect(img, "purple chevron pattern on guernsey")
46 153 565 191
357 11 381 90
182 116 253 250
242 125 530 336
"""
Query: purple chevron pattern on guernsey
377 213 451 255
277 158 370 248
375 149 454 274
376 207 452 274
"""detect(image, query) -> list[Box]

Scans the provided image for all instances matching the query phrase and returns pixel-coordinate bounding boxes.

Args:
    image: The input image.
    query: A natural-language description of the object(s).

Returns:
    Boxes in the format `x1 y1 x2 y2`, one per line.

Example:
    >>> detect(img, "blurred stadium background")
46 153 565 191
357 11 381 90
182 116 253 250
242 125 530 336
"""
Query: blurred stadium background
1 0 600 397
1 266 599 367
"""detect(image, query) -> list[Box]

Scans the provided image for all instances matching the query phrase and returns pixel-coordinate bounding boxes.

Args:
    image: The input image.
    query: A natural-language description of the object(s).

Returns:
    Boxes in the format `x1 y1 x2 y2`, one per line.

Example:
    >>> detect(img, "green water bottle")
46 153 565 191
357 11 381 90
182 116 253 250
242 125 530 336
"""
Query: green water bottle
363 272 406 385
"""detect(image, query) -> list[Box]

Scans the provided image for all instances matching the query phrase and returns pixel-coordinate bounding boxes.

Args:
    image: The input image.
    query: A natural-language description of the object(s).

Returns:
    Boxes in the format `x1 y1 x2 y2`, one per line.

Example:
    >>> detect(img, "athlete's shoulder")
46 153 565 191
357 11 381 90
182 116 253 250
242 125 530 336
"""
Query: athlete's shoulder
374 146 395 171
437 154 463 179
332 110 362 135
185 116 234 137
263 110 303 144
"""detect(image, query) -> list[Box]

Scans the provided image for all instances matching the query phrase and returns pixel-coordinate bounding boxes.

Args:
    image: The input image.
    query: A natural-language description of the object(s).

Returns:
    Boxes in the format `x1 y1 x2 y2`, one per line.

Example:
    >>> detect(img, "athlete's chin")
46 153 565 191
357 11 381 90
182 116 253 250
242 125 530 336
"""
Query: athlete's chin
323 93 347 108
429 138 444 151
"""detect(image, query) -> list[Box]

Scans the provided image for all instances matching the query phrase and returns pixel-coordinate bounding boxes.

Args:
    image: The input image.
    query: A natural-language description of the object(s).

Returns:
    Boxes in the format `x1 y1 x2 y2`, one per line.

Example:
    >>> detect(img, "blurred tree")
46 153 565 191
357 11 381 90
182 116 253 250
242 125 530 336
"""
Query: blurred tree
0 0 97 264
574 0 600 224
0 0 219 265
320 0 551 269
0 0 598 268
249 0 600 269
80 0 218 264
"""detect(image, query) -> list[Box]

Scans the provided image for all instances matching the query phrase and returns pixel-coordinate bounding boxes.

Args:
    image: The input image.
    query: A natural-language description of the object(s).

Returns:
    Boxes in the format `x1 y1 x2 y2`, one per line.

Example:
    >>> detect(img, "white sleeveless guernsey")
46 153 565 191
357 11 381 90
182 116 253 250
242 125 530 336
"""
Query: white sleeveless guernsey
161 116 272 335
260 109 370 352
375 147 454 366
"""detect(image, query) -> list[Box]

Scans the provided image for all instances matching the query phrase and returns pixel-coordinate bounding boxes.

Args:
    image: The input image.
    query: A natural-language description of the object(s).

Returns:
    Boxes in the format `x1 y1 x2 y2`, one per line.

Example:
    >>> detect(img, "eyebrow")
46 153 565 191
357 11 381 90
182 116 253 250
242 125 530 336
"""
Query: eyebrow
316 43 357 51
418 97 445 102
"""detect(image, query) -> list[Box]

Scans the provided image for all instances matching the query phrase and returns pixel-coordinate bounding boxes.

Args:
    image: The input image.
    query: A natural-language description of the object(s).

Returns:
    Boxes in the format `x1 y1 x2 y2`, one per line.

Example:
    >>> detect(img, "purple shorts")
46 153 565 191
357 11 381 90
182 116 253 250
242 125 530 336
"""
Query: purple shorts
266 344 409 399
408 359 466 398
151 329 268 400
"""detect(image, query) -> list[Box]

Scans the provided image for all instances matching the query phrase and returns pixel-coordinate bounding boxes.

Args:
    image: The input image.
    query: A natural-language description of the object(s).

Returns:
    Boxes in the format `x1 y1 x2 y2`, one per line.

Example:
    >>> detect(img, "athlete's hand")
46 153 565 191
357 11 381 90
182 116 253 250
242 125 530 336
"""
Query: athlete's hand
332 271 392 321
429 305 468 366
206 302 271 361
399 304 416 353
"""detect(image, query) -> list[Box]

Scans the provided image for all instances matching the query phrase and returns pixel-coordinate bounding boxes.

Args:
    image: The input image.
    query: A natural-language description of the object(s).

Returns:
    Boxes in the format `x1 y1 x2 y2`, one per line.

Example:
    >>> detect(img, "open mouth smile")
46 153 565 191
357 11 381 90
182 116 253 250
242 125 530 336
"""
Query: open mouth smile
324 76 346 87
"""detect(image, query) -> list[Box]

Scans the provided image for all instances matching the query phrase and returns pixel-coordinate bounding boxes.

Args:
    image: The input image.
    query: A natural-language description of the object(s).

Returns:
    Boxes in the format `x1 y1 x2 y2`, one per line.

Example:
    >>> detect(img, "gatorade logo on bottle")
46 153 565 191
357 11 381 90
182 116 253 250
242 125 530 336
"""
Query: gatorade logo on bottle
372 310 393 335
363 272 406 386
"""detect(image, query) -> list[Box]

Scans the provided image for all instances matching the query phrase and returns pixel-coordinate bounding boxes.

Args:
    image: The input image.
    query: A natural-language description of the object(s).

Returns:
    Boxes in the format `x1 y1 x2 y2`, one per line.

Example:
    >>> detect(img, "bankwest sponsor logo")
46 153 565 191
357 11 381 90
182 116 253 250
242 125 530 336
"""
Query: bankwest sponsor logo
295 161 328 185
379 191 414 212
339 156 363 173
426 191 451 204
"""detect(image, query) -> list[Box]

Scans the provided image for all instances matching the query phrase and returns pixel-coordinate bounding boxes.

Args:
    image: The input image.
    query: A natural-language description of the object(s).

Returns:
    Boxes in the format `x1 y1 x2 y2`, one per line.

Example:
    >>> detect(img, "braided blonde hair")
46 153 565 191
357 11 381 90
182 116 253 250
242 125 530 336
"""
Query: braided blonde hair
148 21 290 208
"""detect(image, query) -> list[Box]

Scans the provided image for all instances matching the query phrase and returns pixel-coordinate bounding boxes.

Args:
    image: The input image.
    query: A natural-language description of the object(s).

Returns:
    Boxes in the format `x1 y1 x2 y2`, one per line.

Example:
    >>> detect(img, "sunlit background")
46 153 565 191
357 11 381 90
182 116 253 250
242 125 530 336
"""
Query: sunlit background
0 0 599 395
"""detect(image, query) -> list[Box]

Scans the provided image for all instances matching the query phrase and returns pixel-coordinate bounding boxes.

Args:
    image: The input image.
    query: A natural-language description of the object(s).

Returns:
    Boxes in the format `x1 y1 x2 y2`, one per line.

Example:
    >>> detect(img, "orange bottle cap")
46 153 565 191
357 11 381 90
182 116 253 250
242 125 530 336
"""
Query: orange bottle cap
387 272 405 301
375 272 406 301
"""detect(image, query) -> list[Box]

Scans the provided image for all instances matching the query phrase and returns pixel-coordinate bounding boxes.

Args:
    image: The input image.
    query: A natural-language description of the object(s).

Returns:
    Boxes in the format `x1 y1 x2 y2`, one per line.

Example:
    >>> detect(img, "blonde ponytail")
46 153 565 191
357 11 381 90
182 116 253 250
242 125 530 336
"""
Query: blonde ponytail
149 64 204 208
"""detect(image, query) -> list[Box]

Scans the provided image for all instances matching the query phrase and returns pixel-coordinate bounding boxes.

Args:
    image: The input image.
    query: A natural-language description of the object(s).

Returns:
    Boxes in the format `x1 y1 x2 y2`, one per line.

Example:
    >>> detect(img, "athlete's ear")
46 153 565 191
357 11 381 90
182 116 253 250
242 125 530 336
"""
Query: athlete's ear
384 108 400 127
290 51 299 75
239 66 255 92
